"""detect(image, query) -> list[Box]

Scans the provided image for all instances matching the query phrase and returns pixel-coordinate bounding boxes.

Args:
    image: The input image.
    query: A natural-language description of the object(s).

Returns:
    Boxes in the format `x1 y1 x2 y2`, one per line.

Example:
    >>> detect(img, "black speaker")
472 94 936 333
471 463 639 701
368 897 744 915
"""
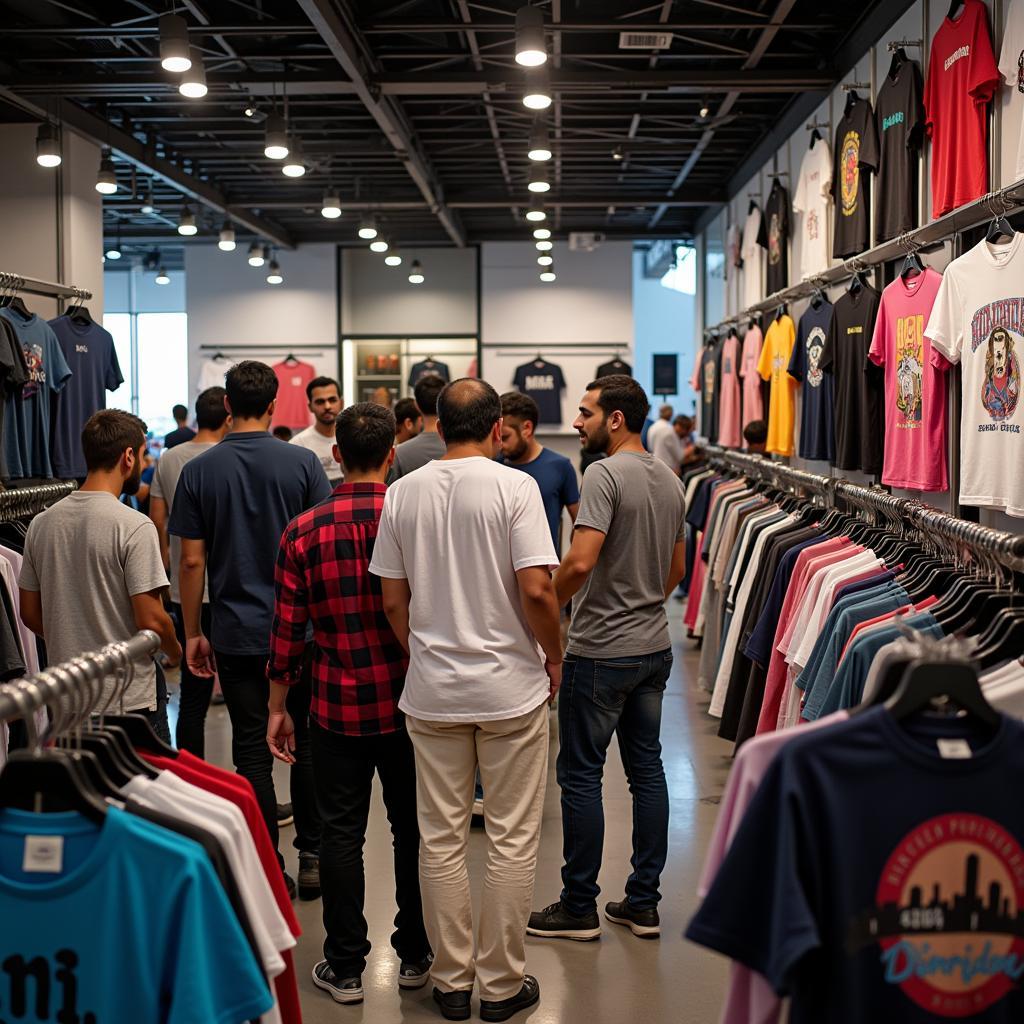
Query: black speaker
652 354 678 395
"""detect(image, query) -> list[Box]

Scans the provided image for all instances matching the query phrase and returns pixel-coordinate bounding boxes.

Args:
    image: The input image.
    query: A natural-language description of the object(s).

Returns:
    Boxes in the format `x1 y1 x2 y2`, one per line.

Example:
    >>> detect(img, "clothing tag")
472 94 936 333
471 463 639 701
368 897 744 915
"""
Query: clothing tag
22 835 64 873
937 738 973 760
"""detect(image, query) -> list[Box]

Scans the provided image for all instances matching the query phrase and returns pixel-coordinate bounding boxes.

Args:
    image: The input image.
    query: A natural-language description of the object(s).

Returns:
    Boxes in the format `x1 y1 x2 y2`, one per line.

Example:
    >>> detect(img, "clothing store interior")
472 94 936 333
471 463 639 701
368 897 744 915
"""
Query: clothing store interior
0 0 1023 1022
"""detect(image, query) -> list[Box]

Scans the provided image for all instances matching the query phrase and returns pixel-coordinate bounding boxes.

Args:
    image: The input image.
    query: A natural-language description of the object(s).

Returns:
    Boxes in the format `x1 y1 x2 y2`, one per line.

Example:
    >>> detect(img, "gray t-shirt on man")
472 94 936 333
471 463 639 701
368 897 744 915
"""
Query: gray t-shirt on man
387 429 445 482
19 491 168 712
568 450 686 658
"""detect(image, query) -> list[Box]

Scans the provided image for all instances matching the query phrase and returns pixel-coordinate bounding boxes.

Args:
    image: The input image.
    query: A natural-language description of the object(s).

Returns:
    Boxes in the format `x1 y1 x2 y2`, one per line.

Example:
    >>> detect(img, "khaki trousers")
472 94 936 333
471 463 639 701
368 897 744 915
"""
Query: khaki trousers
406 703 549 1001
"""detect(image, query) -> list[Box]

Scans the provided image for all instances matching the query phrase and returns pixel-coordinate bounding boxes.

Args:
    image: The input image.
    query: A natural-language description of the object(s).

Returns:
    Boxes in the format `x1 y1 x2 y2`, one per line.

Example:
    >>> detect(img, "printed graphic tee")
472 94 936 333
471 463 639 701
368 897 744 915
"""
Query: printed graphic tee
408 359 450 387
831 97 879 259
924 0 1000 217
788 299 835 462
874 58 925 243
869 269 949 492
741 205 768 310
512 359 566 425
764 179 790 296
699 343 720 443
740 324 765 436
999 0 1024 182
271 360 315 432
926 234 1024 516
793 138 833 279
717 334 742 448
757 314 797 457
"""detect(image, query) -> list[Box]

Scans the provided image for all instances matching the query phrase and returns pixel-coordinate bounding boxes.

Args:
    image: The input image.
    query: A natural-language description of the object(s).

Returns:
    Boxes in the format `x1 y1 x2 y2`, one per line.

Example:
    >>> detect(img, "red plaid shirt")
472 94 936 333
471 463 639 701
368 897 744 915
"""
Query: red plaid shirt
268 481 408 735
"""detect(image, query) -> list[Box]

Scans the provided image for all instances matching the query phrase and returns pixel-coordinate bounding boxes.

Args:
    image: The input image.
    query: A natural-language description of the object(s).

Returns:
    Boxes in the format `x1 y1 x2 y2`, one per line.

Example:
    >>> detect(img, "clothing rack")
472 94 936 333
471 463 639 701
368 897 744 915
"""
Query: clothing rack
198 344 325 353
488 343 627 352
805 120 831 132
842 82 870 92
887 38 923 50
0 272 91 303
0 480 77 522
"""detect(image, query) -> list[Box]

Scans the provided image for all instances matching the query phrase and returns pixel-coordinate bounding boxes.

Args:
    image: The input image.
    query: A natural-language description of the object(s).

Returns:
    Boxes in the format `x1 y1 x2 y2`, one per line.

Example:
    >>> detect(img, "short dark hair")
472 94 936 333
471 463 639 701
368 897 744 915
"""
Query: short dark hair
272 425 293 441
335 402 395 472
586 374 650 433
437 379 501 444
82 410 147 472
743 419 768 445
500 391 540 429
673 414 690 428
172 404 188 421
225 360 278 419
306 376 340 402
394 397 421 425
413 373 447 418
195 386 228 431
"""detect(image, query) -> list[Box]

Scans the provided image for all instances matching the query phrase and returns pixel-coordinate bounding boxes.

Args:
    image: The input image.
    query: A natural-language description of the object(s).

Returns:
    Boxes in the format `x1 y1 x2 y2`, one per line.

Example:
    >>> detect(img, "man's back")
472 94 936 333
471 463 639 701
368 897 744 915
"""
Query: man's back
650 428 683 471
388 430 445 481
504 447 579 552
645 417 671 452
164 425 195 449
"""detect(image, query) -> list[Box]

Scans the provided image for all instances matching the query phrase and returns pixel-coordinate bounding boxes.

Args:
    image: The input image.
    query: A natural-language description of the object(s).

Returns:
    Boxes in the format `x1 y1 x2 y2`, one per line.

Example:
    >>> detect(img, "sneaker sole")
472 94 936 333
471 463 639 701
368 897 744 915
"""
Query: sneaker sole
480 989 540 1023
604 910 660 938
526 925 601 941
398 973 431 990
312 974 363 1004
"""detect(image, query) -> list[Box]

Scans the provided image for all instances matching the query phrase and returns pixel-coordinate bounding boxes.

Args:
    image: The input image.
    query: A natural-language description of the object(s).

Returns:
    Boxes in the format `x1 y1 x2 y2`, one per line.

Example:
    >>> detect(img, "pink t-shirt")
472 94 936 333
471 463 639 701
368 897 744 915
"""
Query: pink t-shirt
739 325 764 438
867 270 949 491
272 360 315 432
717 334 742 447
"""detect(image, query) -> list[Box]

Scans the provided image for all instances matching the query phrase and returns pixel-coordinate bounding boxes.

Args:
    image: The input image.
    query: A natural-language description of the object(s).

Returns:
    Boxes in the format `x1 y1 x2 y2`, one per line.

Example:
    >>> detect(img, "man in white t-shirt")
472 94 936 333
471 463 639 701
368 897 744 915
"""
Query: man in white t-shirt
644 404 673 454
290 376 344 483
370 378 562 1023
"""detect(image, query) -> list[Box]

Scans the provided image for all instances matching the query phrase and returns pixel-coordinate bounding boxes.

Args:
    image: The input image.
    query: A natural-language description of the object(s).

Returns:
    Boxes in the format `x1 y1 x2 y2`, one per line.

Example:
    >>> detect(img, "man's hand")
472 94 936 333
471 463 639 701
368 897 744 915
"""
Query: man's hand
545 658 563 704
267 709 297 764
164 639 183 670
186 634 216 678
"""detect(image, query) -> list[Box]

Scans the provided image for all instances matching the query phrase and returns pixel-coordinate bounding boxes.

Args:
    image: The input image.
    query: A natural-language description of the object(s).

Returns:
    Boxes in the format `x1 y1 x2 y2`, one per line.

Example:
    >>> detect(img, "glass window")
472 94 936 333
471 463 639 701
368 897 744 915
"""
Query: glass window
704 219 726 329
137 313 188 440
102 313 132 404
661 245 697 295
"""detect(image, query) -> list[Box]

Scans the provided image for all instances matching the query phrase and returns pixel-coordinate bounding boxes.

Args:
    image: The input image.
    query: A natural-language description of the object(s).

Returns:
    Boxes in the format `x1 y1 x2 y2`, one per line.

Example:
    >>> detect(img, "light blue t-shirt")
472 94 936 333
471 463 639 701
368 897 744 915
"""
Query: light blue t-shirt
0 805 272 1024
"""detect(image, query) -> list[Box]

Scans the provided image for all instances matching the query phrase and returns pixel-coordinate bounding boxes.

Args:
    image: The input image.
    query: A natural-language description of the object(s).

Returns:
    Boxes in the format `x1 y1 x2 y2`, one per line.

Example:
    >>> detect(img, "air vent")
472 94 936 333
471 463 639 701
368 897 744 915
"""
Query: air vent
569 232 605 252
618 31 673 50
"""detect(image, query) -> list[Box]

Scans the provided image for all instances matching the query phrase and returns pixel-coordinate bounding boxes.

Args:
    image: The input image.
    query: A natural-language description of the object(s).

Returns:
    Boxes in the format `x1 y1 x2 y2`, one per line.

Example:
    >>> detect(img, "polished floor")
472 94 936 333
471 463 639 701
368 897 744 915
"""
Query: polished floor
171 610 734 1024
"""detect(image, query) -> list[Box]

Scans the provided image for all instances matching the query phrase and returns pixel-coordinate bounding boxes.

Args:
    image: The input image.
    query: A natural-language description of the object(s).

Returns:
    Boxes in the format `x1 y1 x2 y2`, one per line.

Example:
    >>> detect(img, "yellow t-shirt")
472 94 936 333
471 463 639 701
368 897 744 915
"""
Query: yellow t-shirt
756 314 797 456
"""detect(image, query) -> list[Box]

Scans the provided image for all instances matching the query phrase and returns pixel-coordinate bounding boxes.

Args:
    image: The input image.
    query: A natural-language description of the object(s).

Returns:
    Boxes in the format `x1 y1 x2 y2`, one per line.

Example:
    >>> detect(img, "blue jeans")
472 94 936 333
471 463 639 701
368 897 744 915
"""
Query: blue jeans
557 649 672 916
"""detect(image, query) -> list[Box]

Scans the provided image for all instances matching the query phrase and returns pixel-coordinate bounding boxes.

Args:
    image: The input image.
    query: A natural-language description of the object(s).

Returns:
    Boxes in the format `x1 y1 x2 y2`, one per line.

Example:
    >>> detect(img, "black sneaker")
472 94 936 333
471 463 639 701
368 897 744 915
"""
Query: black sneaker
526 901 600 941
298 852 320 901
480 975 540 1023
277 802 294 828
284 871 296 901
312 960 363 1004
604 899 660 938
399 952 434 989
432 987 471 1021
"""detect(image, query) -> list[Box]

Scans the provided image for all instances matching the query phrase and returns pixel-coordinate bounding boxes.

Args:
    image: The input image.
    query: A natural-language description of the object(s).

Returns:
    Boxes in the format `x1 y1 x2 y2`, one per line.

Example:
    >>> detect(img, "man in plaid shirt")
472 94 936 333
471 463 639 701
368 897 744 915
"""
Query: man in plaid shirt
266 402 432 1006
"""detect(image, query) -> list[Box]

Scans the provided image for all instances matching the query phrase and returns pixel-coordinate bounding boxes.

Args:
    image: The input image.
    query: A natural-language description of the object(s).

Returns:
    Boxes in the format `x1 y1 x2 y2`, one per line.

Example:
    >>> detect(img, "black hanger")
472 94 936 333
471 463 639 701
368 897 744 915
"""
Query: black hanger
886 657 1000 727
70 305 93 326
103 712 178 758
887 48 908 81
748 199 758 216
848 270 868 296
975 608 1024 669
809 288 826 310
774 301 788 321
986 211 1015 245
947 0 964 19
844 90 859 117
809 127 821 149
1 295 31 318
0 749 108 822
283 352 299 365
900 248 925 281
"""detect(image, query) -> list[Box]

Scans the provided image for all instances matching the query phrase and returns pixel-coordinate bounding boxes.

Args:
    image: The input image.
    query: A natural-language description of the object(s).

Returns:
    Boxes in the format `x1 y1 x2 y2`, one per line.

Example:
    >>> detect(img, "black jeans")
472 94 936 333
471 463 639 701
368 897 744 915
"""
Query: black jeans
310 721 430 978
215 648 320 861
171 602 213 757
142 663 172 746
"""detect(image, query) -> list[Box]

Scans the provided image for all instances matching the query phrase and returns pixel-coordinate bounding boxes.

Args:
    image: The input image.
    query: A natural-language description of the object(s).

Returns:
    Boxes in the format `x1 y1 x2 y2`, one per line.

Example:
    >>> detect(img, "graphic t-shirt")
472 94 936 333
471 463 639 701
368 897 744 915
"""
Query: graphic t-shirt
1000 0 1024 182
271 360 315 432
717 334 742 448
512 359 566 425
741 205 768 310
502 446 580 551
831 97 879 259
596 358 632 377
869 269 949 492
700 344 720 443
793 138 833 279
874 58 925 244
924 0 1000 217
727 223 742 273
788 299 835 462
757 314 797 457
408 359 450 387
764 179 790 296
740 325 765 435
925 234 1024 516
821 286 884 474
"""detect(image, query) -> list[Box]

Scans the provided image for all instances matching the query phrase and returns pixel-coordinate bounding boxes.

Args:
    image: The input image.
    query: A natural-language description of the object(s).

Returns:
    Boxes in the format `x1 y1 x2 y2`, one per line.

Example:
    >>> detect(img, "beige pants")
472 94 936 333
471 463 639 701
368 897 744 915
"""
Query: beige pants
407 703 549 1001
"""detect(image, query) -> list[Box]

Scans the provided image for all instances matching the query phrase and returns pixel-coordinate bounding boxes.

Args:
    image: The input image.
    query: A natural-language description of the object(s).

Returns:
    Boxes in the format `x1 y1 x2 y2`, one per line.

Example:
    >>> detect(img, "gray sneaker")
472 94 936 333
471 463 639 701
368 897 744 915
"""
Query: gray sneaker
312 960 362 1004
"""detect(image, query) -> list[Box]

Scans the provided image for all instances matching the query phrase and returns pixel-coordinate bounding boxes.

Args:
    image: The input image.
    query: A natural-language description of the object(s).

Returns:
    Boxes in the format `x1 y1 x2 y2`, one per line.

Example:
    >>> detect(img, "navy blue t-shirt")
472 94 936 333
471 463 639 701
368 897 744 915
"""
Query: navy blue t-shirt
169 431 331 654
788 299 835 462
513 359 566 426
164 425 196 450
502 447 580 550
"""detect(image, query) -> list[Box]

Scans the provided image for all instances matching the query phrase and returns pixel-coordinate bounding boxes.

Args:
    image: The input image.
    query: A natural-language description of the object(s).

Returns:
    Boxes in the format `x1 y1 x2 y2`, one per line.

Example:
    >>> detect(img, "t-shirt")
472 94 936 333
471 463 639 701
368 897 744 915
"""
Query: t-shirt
289 426 342 483
512 359 566 425
788 299 835 462
20 491 167 711
874 57 925 244
717 334 742 448
924 0 1000 218
596 358 632 377
764 179 790 296
271 360 315 432
741 205 767 310
699 343 719 442
502 446 579 551
793 137 833 278
387 429 445 482
567 451 686 658
169 431 332 653
727 222 742 271
740 325 765 434
757 314 797 457
196 356 233 395
820 287 884 474
369 457 557 722
925 234 1024 516
164 425 195 450
999 0 1024 182
408 359 450 387
831 96 879 259
868 269 949 491
48 316 123 479
650 424 684 471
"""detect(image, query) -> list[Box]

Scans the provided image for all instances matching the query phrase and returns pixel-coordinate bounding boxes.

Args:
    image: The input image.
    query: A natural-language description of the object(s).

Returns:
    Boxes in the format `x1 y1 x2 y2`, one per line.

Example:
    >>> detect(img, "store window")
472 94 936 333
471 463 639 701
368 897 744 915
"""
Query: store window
661 245 697 295
703 218 726 330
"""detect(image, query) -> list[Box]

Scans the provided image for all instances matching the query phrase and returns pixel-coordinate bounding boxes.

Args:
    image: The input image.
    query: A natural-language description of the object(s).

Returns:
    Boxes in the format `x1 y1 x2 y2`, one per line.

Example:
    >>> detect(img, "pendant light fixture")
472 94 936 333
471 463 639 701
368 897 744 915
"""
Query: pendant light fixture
384 249 403 267
282 139 306 177
140 183 155 214
537 253 553 266
177 207 198 236
528 163 550 193
105 235 122 260
179 50 207 98
515 5 547 67
218 223 236 251
539 265 556 282
159 12 191 73
358 216 378 240
527 118 551 161
155 266 171 285
247 241 265 267
523 67 552 111
263 114 289 160
266 259 283 285
95 153 118 195
369 236 389 254
408 259 424 285
533 226 551 240
525 198 546 222
35 122 61 168
535 239 553 251
321 191 341 219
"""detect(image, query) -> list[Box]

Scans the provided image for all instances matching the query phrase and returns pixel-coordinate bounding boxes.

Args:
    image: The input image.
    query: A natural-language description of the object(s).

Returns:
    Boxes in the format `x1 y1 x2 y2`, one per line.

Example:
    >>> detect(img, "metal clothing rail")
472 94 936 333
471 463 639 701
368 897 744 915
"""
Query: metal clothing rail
0 272 92 303
0 480 77 522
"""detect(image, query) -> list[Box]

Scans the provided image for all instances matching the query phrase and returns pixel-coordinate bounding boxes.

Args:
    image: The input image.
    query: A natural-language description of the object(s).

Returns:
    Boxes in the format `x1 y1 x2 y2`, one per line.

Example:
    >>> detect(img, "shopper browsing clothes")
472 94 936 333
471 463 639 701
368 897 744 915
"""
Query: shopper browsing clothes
529 374 687 942
371 379 562 1023
267 402 432 1006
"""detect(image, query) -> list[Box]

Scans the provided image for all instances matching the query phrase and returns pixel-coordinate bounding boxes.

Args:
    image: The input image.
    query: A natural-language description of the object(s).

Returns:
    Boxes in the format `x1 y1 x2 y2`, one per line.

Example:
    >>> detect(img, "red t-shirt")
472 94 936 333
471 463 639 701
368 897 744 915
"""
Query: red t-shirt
924 0 1000 217
272 360 315 432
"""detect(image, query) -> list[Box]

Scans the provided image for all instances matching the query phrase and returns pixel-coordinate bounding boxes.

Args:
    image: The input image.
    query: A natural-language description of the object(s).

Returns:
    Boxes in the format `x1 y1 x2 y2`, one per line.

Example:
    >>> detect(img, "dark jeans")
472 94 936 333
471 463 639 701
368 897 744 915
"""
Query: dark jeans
311 722 430 978
171 602 213 757
143 663 172 746
557 649 672 916
215 648 320 861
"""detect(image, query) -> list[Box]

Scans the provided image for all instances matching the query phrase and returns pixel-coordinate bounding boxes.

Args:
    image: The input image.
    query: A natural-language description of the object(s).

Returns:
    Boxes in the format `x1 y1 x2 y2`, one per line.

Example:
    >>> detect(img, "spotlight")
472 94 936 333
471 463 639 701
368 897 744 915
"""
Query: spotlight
384 250 403 267
515 5 547 67
408 259 424 284
523 67 552 110
247 241 265 267
177 207 198 236
35 123 61 168
533 226 551 240
540 267 556 282
140 185 156 214
528 163 550 193
535 239 552 251
179 51 207 98
155 266 171 285
699 101 711 120
528 118 551 162
370 237 389 253
611 145 624 162
282 139 306 177
159 12 191 73
244 101 258 118
525 198 547 222
321 192 342 219
358 217 378 240
266 259 283 285
537 253 553 266
263 114 289 160
95 154 118 195
218 223 236 251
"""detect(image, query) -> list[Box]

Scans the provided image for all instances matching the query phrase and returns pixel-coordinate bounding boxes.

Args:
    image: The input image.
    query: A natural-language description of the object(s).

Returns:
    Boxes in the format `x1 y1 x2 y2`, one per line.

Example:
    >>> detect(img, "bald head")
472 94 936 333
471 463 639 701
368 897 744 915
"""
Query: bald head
437 378 502 445
659 404 673 420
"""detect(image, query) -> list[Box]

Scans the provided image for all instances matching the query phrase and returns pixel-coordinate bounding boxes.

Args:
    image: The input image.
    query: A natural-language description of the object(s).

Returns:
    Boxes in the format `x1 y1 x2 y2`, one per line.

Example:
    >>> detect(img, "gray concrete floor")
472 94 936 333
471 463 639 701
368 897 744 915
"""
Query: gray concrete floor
169 610 734 1024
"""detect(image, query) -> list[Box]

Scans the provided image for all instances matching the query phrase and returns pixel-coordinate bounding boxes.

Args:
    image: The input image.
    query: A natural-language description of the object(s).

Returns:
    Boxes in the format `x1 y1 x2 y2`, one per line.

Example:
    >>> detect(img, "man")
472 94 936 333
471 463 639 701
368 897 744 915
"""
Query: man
387 373 446 482
743 418 768 453
150 386 229 757
644 403 673 454
170 360 331 897
273 425 293 442
650 412 685 472
371 386 393 409
20 410 181 740
164 403 195 450
290 376 344 483
371 379 562 1024
529 375 686 943
394 397 423 445
268 402 432 1007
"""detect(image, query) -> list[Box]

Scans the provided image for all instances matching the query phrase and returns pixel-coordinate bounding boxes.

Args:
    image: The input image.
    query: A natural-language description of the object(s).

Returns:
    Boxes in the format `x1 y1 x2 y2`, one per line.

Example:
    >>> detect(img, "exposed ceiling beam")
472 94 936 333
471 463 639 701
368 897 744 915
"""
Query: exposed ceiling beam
360 20 824 33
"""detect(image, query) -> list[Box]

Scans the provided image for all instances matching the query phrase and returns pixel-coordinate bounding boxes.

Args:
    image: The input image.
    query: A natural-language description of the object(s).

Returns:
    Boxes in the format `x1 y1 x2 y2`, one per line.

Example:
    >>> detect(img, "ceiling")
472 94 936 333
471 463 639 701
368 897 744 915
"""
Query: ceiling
0 0 892 255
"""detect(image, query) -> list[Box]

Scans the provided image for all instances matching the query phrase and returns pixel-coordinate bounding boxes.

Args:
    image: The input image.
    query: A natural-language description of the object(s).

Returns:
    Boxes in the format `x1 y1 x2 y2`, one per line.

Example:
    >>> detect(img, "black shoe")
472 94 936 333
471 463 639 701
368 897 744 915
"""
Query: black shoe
432 987 471 1021
312 960 363 1004
480 976 540 1023
277 802 294 828
298 852 320 901
399 952 434 989
526 901 600 941
604 899 660 938
284 871 297 901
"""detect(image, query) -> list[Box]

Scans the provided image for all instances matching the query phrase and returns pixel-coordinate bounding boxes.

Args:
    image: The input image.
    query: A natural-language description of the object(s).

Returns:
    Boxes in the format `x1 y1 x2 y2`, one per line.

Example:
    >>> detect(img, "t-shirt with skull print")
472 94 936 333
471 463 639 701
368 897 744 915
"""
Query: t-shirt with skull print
787 298 835 462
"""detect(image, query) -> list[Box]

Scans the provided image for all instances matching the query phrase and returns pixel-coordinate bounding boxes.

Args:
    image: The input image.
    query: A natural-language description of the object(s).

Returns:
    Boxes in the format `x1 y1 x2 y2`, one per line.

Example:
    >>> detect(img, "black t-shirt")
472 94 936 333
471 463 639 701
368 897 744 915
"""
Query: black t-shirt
831 96 880 259
512 359 566 425
596 358 632 377
820 286 884 474
787 299 835 462
700 343 720 442
874 58 925 244
408 359 450 387
764 179 790 296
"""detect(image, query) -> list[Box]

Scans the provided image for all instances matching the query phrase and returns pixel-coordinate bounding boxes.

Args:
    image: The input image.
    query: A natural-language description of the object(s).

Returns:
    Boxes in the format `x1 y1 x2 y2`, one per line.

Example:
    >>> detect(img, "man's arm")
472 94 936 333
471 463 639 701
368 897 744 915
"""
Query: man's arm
554 526 607 606
18 588 43 637
380 578 412 653
566 501 580 523
516 565 563 701
150 496 171 572
131 590 182 666
179 538 214 677
665 538 687 598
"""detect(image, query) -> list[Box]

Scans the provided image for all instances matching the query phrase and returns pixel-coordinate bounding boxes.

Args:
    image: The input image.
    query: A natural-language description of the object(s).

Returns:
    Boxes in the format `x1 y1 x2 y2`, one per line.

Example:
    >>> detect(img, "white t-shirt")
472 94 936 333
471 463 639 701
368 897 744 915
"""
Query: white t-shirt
196 356 234 396
369 456 558 722
645 416 672 453
741 207 766 310
925 234 1024 516
289 425 343 482
793 138 833 279
1000 0 1024 181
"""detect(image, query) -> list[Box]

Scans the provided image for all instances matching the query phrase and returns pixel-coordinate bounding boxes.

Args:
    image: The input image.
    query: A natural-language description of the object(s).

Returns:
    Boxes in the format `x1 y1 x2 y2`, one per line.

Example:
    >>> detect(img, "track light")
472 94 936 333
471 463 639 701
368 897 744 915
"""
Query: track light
537 253 553 266
179 50 207 98
159 13 191 73
384 249 403 267
540 266 556 282
533 226 551 240
408 259 424 284
515 5 547 67
244 102 258 118
140 184 155 214
535 239 552 251
525 198 547 222
35 123 61 168
321 191 341 219
528 118 551 162
523 67 552 110
611 145 624 162
370 237 389 253
263 114 289 160
358 217 378 240
95 154 117 195
282 139 306 177
247 241 265 267
699 101 711 120
528 163 550 193
266 259 283 285
177 207 198 236
218 223 236 251
155 266 171 285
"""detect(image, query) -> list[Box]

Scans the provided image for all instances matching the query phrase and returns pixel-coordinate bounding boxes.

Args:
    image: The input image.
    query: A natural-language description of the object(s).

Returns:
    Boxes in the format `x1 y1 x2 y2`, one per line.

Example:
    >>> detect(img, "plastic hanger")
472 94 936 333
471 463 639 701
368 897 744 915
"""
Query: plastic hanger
887 48 907 81
947 1 965 19
844 90 859 117
986 212 1015 245
900 247 925 282
885 657 1000 728
96 646 178 759
809 127 821 150
975 608 1024 668
774 301 788 322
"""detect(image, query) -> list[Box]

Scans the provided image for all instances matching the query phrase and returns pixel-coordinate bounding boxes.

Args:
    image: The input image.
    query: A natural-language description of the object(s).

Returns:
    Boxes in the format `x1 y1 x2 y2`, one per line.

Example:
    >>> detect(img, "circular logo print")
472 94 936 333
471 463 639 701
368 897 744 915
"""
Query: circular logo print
841 130 860 216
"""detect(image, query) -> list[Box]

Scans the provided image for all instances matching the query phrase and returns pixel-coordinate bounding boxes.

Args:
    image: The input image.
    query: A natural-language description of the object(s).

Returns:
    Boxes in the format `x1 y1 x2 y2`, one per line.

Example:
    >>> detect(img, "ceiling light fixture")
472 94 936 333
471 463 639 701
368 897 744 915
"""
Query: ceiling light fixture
699 101 711 120
140 185 155 214
523 67 552 110
358 216 378 240
611 145 624 162
535 239 553 251
533 226 551 240
384 249 403 267
105 238 122 260
282 139 306 177
218 223 236 251
247 241 265 267
155 265 171 285
525 198 547 222
514 5 547 67
263 114 289 160
266 259 283 285
369 237 389 253
537 253 553 266
244 103 257 118
528 163 550 193
35 122 61 168
528 118 551 161
321 191 341 219
95 154 118 195
539 266 556 282
159 12 191 73
179 50 207 98
177 207 198 236
408 259 424 285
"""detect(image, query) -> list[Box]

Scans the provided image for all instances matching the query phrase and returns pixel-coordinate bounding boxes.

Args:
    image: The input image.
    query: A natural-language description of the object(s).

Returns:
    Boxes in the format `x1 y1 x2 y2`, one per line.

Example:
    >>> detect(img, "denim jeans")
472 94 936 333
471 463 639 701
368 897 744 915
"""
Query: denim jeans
171 603 213 757
557 649 672 916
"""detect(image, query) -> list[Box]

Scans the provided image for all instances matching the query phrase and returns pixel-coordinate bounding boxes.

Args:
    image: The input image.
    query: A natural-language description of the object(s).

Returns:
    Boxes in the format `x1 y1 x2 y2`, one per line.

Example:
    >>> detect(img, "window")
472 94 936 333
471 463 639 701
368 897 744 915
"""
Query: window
661 244 696 295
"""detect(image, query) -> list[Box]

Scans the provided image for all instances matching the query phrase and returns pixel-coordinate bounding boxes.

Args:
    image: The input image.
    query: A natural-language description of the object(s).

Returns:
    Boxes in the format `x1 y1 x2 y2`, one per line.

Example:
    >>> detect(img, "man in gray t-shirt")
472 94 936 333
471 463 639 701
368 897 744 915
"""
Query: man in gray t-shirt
387 372 446 482
528 374 686 945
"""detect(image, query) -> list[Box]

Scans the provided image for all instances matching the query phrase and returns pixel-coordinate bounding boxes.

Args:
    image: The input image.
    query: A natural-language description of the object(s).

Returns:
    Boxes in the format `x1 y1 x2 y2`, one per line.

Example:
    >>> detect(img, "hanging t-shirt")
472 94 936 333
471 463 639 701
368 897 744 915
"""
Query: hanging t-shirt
596 358 632 377
726 222 742 274
741 205 767 310
925 234 1024 516
764 180 790 296
831 96 879 259
408 359 450 387
924 0 1000 218
999 0 1024 183
196 355 233 395
717 334 742 448
820 286 884 475
513 359 566 425
874 58 925 244
787 299 835 462
756 314 796 457
271 360 315 432
49 315 124 479
740 325 765 436
868 269 949 492
793 138 833 279
700 343 720 443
